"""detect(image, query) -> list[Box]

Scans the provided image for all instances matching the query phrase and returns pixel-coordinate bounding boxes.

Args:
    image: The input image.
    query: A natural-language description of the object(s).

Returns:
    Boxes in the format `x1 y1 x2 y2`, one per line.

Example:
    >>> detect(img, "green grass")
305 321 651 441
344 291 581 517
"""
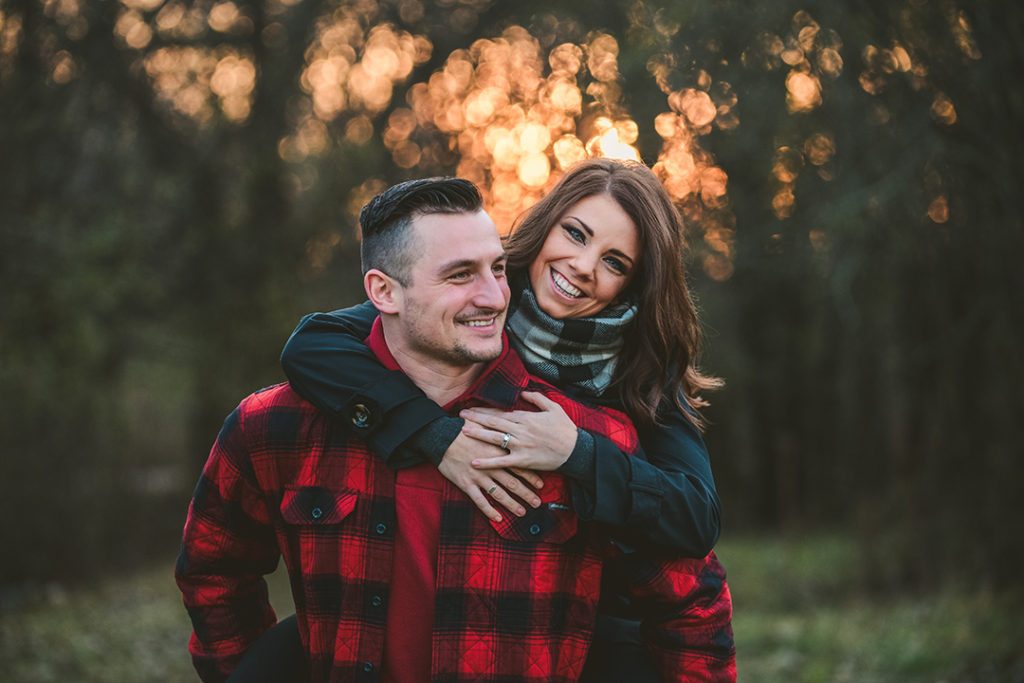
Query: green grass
716 534 1024 682
1 536 1020 682
0 558 295 683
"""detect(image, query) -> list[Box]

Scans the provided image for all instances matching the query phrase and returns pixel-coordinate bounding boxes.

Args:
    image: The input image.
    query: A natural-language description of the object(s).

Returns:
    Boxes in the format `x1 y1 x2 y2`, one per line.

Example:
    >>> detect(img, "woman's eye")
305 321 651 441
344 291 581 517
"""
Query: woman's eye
562 224 585 243
604 257 628 275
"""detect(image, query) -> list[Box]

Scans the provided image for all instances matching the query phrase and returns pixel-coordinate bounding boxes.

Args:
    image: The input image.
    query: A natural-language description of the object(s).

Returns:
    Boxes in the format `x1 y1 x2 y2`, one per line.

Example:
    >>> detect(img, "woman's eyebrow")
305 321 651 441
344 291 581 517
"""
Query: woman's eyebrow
609 249 635 265
566 216 635 265
565 214 594 237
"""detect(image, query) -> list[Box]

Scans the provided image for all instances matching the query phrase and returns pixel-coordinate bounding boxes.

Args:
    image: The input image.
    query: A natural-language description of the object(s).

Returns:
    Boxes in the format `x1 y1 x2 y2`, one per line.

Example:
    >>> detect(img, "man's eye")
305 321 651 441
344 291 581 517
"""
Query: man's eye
450 270 471 280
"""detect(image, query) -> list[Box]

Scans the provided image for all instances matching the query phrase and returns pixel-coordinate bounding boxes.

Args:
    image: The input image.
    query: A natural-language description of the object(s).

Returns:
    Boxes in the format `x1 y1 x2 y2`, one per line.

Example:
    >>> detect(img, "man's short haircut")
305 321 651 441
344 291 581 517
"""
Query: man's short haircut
360 177 483 285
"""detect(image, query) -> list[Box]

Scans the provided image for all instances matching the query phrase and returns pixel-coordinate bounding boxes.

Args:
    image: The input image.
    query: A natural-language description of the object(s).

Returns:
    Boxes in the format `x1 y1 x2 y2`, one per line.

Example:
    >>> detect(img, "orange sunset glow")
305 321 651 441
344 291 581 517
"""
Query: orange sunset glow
113 0 738 279
96 3 974 283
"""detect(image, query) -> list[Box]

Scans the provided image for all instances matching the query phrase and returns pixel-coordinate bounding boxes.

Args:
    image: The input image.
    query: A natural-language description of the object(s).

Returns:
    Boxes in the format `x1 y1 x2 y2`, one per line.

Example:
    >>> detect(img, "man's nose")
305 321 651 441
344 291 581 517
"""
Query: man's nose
474 271 509 310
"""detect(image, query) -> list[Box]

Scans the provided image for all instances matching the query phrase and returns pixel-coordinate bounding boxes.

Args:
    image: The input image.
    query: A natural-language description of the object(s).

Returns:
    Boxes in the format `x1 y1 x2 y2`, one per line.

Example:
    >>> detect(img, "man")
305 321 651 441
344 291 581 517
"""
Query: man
176 178 734 682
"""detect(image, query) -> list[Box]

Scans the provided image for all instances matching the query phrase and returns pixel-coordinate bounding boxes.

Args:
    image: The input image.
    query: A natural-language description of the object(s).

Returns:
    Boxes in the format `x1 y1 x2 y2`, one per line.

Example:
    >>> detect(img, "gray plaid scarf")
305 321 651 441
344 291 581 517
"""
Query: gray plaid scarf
506 273 637 397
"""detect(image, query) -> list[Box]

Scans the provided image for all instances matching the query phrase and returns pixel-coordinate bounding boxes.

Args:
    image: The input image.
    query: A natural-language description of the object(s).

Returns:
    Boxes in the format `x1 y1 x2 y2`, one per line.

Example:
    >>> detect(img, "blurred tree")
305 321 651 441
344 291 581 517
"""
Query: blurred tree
1 0 1021 592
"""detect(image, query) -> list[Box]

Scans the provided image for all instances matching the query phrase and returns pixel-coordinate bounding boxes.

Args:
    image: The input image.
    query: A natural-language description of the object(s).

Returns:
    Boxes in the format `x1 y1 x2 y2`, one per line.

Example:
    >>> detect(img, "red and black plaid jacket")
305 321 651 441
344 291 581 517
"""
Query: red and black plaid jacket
176 336 735 683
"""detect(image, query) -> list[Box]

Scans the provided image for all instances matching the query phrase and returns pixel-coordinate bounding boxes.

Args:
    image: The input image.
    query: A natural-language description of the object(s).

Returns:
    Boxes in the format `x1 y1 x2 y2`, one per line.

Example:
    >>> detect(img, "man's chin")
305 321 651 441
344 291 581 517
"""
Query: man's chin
468 344 503 363
454 340 503 364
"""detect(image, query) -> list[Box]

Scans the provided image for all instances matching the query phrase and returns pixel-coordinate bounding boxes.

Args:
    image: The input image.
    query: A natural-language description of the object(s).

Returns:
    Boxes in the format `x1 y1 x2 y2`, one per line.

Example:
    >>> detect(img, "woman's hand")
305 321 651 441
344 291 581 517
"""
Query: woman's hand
460 391 579 472
436 431 543 524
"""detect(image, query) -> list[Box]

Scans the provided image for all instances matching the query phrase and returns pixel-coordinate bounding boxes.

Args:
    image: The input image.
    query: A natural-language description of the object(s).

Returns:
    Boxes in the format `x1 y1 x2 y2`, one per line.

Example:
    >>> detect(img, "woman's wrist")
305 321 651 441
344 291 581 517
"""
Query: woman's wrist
408 416 465 466
556 429 596 490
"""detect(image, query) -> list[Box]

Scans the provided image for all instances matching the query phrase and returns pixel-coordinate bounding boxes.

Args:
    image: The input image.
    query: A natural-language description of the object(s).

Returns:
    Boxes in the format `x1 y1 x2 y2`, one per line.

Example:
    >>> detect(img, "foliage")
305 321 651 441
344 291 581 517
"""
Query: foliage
1 0 1022 589
2 536 1021 682
720 534 1024 682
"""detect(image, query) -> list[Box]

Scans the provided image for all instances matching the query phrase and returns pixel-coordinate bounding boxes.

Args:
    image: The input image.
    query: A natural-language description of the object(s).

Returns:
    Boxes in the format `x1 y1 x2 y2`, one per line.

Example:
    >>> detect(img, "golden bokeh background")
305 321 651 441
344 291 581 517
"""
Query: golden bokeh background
2 2 1021 640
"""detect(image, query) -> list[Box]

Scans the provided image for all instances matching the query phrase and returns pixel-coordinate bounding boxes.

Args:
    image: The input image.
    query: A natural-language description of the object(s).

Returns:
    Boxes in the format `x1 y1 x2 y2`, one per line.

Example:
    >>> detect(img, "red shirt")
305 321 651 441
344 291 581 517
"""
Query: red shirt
176 330 736 683
368 320 442 683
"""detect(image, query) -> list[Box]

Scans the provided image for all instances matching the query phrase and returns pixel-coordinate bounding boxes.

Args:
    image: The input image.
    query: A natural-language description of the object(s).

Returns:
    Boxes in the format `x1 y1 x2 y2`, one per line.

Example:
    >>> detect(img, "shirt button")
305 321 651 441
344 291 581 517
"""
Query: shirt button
371 595 383 607
311 507 323 519
529 524 541 535
352 403 371 428
362 662 375 673
375 523 388 535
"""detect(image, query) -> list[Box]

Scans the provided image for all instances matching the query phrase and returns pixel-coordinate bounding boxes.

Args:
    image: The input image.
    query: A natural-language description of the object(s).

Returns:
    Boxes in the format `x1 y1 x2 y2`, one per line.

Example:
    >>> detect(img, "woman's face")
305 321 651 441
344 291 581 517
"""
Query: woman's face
528 193 640 319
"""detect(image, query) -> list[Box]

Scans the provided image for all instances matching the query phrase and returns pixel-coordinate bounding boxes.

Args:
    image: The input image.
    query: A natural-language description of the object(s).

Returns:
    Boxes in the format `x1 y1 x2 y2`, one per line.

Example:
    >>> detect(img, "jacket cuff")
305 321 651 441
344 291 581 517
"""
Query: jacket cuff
408 416 464 466
558 429 596 491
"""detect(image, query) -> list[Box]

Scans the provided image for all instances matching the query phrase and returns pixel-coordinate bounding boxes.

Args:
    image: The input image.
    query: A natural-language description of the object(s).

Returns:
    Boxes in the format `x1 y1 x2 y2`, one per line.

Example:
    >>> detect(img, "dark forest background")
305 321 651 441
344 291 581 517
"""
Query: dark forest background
1 0 1022 601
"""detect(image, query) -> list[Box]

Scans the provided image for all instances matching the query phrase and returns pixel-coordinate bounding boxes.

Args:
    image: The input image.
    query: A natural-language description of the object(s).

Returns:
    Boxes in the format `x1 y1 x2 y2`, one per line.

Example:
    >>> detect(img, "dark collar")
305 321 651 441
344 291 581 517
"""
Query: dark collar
365 316 529 411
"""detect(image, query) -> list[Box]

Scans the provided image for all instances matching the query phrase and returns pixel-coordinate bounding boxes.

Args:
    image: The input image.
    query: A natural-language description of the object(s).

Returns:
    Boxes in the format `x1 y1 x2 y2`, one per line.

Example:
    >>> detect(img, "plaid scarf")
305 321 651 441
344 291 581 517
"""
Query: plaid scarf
506 273 637 398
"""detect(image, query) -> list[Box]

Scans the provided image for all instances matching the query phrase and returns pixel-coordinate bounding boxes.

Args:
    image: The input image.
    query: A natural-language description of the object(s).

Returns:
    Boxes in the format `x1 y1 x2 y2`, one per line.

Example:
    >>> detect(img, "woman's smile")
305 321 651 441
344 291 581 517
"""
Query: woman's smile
550 268 584 299
528 193 640 319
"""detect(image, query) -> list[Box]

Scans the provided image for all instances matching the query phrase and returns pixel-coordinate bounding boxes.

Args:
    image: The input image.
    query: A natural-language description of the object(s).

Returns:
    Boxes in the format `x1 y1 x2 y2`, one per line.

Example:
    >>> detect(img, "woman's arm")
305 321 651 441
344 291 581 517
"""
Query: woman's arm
281 305 543 519
591 404 721 555
461 394 721 556
281 302 454 468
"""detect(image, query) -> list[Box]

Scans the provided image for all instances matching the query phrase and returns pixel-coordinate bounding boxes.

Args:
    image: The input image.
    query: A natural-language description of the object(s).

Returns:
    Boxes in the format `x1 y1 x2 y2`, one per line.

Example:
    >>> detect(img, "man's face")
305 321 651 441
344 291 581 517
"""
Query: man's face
392 209 510 368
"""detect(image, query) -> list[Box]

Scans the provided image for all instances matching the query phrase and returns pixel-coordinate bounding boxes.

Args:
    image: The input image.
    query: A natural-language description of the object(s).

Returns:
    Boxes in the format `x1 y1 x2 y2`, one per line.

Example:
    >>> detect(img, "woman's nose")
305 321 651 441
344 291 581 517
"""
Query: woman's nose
569 248 598 278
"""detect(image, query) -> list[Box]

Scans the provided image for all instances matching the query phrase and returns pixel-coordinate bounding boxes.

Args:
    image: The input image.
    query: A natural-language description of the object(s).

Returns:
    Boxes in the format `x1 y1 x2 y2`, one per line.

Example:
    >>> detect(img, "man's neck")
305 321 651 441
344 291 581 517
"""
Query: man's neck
378 330 485 407
393 349 483 406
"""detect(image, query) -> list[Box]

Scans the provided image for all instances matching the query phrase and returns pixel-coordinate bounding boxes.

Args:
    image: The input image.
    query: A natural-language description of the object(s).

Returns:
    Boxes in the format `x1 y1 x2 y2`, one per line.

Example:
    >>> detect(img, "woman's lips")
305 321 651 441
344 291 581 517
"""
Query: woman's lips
550 269 583 299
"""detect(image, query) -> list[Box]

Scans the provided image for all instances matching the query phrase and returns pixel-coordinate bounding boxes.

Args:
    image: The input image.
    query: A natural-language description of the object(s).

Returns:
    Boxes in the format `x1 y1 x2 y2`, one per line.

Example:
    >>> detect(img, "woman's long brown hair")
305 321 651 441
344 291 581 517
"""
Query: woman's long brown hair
504 158 722 429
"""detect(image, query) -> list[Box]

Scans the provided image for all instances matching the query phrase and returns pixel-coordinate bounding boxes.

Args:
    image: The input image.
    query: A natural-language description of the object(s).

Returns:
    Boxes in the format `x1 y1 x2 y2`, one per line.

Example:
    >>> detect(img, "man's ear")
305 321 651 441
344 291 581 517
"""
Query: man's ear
364 269 401 314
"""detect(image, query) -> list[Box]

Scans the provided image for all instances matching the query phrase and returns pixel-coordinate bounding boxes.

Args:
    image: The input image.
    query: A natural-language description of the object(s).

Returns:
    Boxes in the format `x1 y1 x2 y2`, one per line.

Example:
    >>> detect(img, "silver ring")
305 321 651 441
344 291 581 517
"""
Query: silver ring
487 485 497 495
500 432 512 450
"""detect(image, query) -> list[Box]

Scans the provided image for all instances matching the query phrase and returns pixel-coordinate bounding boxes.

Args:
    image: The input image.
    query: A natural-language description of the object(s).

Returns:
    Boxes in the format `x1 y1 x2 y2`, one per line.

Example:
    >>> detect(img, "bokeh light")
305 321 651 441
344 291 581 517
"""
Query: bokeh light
931 92 957 125
210 54 257 121
115 8 154 49
120 3 737 276
928 196 949 223
143 47 220 123
786 71 822 113
375 27 648 231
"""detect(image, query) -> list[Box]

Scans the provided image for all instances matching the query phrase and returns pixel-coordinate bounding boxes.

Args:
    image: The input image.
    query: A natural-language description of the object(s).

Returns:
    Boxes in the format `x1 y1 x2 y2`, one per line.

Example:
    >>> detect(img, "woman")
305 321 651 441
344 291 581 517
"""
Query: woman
236 159 730 682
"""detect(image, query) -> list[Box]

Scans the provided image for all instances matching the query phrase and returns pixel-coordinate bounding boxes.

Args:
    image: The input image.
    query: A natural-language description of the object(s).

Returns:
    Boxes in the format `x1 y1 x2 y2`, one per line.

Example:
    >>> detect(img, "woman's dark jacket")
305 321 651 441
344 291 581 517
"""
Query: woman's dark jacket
280 301 721 556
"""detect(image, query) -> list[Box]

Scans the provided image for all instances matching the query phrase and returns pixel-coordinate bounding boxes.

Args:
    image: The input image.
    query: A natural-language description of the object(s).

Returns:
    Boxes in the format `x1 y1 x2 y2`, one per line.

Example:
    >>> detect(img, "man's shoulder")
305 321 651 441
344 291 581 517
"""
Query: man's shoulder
492 342 638 451
223 382 329 453
522 374 627 419
234 381 317 419
524 376 638 452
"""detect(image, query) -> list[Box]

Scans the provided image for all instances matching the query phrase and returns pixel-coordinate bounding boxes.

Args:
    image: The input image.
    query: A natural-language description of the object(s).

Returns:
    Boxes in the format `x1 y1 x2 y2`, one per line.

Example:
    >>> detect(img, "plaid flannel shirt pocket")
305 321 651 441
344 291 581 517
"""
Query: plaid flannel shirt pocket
488 501 579 544
280 485 361 581
281 486 358 525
